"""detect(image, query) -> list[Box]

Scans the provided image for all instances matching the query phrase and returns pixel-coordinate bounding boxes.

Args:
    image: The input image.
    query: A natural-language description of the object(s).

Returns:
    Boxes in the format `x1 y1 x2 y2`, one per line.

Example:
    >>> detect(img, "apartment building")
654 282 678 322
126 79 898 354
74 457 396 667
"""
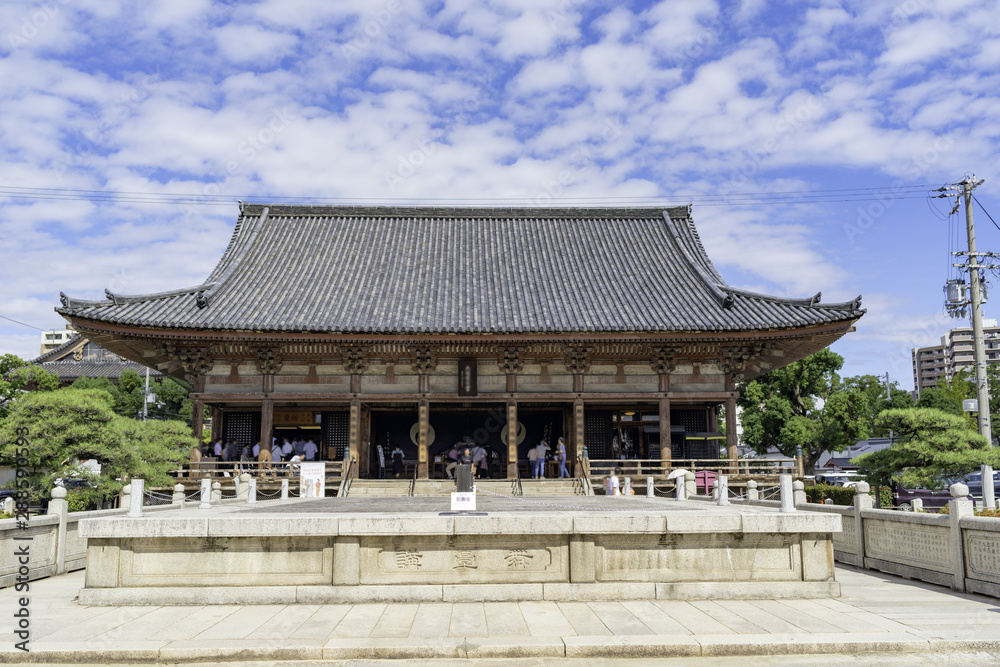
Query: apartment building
912 319 1000 395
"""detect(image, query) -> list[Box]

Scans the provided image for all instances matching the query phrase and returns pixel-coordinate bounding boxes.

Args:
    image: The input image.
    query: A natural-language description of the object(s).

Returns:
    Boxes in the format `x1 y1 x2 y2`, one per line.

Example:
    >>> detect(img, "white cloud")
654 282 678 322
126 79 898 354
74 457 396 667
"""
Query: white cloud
213 24 297 64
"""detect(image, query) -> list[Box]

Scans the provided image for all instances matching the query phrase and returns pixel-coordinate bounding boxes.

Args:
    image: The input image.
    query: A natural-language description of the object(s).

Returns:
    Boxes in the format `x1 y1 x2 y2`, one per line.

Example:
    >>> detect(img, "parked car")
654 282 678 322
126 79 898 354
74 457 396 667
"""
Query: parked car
814 472 863 487
951 469 1000 500
892 482 970 511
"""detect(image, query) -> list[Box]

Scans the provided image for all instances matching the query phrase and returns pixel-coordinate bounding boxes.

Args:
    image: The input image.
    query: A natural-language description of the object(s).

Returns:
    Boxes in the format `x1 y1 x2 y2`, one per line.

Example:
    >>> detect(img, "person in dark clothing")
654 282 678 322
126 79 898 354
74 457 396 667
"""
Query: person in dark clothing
391 444 405 478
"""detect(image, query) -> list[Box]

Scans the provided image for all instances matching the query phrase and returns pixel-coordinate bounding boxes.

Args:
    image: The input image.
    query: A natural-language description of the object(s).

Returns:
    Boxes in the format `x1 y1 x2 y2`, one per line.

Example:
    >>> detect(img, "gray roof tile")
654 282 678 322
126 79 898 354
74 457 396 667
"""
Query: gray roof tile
58 205 864 334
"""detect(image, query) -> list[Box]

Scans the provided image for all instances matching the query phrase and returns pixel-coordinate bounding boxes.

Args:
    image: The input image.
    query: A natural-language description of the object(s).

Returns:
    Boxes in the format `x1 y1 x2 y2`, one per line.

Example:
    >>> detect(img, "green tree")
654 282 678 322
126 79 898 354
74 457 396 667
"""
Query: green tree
852 408 1000 491
0 354 59 419
0 388 192 504
914 386 964 417
72 371 145 418
738 349 912 474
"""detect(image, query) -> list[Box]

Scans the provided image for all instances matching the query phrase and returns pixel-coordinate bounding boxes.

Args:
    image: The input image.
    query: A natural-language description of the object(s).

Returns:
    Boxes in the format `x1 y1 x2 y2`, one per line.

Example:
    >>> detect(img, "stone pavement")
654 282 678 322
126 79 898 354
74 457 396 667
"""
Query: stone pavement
4 564 1000 664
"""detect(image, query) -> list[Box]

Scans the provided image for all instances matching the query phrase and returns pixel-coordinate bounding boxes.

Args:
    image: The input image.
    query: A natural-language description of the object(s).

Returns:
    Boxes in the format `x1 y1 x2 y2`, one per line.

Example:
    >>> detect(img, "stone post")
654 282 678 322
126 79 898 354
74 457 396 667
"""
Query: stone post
717 475 730 506
823 498 834 505
793 480 807 506
47 486 68 574
281 478 289 500
948 482 973 593
674 475 685 500
711 479 719 500
238 473 251 502
853 482 874 569
248 478 257 504
2 497 14 515
778 474 794 513
622 477 632 496
747 480 759 501
233 475 242 500
127 479 145 518
199 478 212 509
211 480 221 504
684 471 696 498
172 483 185 507
646 476 654 498
120 483 131 510
911 498 923 513
983 464 995 514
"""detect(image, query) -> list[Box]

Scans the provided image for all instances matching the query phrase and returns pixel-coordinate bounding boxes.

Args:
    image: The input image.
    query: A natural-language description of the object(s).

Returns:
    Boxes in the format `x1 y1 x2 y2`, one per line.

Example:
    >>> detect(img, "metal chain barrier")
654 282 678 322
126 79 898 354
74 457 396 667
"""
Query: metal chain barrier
760 485 781 500
143 489 173 506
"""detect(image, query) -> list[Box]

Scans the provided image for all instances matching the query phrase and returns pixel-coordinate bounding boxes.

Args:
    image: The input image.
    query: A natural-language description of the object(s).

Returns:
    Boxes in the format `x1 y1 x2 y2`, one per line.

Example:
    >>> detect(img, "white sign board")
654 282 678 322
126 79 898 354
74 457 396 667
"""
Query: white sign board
451 491 476 512
299 462 326 498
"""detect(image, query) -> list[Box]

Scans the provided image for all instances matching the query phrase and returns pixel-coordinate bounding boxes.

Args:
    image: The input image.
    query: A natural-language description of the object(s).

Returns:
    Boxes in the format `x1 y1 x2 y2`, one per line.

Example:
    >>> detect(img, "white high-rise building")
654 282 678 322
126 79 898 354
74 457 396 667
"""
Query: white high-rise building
912 319 1000 395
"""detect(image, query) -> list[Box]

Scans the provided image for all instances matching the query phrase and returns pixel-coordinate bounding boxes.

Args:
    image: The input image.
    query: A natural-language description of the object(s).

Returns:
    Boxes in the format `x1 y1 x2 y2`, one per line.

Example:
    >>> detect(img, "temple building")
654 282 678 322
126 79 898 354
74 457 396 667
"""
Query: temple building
56 204 864 478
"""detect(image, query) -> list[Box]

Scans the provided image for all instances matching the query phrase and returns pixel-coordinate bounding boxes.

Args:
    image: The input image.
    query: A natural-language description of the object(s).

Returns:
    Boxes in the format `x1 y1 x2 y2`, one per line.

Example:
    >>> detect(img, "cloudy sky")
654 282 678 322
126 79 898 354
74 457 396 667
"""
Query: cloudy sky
1 0 998 389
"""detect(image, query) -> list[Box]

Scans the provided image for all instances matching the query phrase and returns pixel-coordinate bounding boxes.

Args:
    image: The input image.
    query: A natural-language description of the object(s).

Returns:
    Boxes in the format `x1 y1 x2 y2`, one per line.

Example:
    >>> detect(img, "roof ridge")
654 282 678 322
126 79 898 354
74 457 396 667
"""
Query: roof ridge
724 286 864 310
660 211 731 309
242 203 692 219
60 284 214 310
196 206 269 309
32 333 84 363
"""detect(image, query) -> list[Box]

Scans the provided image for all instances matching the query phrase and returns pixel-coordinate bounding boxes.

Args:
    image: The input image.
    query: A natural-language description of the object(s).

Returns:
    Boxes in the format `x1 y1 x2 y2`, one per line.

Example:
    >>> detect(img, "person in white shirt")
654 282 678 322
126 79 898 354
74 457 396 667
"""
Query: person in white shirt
280 439 293 460
213 440 223 457
608 468 621 496
252 442 260 458
303 439 318 461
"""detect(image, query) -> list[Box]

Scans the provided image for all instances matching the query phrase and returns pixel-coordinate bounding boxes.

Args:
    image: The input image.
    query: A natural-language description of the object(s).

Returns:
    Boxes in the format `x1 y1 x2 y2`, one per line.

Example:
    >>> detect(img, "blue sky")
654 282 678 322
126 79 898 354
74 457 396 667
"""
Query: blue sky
1 0 999 390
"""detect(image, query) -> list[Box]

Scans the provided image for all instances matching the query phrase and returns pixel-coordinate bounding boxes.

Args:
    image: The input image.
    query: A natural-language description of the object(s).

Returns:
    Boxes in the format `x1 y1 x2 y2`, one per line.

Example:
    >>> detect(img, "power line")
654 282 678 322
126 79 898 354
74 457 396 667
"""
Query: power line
974 196 1000 235
0 313 46 331
0 183 942 208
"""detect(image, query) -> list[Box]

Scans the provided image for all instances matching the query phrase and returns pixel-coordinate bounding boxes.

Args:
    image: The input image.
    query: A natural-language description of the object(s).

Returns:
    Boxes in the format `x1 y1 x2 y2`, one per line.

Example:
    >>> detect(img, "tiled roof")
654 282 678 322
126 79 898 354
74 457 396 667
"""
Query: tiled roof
33 334 84 362
34 359 164 381
57 205 864 334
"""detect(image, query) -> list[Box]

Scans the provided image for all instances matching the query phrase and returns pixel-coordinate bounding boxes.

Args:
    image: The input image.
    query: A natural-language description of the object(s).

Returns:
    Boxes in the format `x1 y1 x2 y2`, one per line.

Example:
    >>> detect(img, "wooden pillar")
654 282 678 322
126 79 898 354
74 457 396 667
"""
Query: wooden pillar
573 398 585 462
261 398 274 453
506 400 518 478
349 399 360 464
210 407 222 442
359 404 371 478
658 396 671 469
191 398 204 441
417 399 429 479
725 396 738 462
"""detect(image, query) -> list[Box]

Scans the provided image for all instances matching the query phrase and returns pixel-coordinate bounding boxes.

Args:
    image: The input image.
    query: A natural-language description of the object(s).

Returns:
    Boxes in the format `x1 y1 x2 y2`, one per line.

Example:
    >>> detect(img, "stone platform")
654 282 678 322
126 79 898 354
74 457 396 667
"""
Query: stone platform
78 494 841 605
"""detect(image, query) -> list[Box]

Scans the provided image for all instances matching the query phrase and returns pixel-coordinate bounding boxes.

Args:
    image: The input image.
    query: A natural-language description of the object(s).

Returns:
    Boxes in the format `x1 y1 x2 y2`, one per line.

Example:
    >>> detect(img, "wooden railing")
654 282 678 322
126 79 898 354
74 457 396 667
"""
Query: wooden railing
172 459 346 481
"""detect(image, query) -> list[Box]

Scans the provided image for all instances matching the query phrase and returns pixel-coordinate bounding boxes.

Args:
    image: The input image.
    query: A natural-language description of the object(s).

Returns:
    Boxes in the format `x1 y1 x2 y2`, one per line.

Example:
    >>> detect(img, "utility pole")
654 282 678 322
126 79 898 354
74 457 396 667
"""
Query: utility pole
944 176 995 510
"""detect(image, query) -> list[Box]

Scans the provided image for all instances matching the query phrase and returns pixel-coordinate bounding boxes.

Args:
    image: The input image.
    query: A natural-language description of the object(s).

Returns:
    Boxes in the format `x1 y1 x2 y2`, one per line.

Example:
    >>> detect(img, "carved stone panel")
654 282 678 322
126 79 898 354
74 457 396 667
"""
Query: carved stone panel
359 536 568 584
965 530 1000 585
864 519 952 573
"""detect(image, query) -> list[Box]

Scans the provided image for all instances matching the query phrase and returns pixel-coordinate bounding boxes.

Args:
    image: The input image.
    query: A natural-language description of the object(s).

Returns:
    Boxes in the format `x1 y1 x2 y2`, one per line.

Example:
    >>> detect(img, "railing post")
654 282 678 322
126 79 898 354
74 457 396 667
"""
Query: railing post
248 477 257 504
711 479 718 500
211 480 221 504
911 498 923 513
646 476 653 498
238 473 251 502
853 482 873 569
120 483 131 510
281 479 289 500
199 478 212 509
793 480 807 506
747 479 758 501
778 474 794 513
948 483 973 593
717 476 730 506
48 486 68 575
172 483 185 507
684 471 696 498
127 479 145 518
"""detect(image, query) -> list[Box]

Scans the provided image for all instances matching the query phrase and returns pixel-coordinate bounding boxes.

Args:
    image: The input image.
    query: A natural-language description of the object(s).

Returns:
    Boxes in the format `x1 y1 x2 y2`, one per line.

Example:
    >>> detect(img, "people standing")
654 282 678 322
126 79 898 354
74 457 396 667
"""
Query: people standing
280 438 293 462
445 444 460 479
608 467 621 496
303 438 318 461
534 440 550 479
527 445 538 479
391 444 405 478
556 437 569 478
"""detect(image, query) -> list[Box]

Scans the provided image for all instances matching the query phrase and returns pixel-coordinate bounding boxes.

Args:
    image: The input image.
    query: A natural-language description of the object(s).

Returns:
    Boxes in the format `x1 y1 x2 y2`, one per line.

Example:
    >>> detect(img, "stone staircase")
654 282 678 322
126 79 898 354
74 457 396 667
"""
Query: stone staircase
345 479 453 497
345 478 586 497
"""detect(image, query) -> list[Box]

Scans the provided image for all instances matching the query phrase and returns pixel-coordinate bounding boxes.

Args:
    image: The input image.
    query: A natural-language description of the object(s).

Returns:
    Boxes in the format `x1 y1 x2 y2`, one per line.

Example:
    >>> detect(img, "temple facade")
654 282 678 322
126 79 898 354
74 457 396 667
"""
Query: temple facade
57 204 864 479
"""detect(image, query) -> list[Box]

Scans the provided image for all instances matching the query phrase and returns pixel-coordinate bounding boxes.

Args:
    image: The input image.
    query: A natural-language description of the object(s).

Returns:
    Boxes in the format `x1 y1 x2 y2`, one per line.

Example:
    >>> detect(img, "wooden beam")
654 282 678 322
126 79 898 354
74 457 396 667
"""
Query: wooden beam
417 399 429 479
506 400 518 479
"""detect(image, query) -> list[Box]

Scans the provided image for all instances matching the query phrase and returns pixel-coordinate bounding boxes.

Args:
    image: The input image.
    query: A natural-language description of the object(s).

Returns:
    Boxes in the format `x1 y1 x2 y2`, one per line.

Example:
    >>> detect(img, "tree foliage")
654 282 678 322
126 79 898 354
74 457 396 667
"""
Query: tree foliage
852 408 1000 491
0 388 193 504
0 354 59 419
738 348 914 473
